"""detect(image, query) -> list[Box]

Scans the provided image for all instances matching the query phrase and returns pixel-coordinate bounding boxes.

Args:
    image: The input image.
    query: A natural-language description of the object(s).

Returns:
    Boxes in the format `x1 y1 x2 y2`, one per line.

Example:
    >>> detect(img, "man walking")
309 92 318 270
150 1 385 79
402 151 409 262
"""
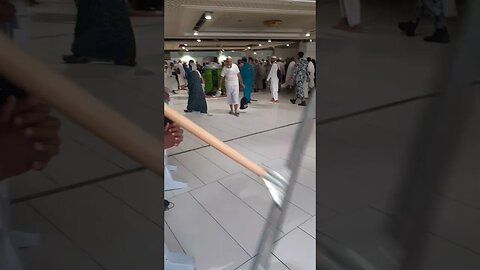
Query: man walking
240 57 254 104
290 52 308 106
266 56 280 103
220 56 244 117
282 57 296 89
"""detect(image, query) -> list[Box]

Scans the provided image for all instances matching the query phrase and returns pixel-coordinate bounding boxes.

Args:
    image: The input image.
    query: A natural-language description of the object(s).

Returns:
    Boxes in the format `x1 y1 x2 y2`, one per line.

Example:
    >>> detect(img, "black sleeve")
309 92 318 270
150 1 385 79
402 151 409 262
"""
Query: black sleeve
164 117 172 127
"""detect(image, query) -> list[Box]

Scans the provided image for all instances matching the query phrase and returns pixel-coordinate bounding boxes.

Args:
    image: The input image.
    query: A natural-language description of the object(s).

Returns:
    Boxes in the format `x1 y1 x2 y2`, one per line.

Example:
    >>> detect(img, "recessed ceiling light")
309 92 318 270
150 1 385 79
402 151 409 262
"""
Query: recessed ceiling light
186 49 189 51
197 39 201 42
253 52 257 55
204 12 212 20
247 46 251 49
309 39 313 42
305 32 311 37
182 46 186 49
268 39 272 43
193 31 199 36
259 44 262 47
184 44 188 46
286 44 290 47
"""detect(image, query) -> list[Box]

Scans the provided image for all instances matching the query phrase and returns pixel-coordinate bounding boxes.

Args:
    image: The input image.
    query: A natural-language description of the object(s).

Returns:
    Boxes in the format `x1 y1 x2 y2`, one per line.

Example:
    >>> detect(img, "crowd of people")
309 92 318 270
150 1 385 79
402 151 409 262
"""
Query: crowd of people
164 51 317 116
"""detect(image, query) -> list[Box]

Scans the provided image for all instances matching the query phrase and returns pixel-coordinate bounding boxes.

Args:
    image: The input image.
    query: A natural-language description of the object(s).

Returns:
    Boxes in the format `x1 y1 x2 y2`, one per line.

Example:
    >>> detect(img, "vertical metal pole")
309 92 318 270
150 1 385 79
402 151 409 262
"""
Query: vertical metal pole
252 91 316 270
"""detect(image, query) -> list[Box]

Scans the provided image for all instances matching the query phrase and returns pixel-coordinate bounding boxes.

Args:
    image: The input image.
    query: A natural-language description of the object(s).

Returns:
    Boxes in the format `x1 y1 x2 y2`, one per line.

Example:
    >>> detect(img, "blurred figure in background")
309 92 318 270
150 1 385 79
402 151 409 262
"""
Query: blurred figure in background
189 60 197 71
63 0 137 66
254 59 265 92
334 0 362 32
266 56 280 103
240 57 254 104
290 52 308 106
282 57 296 89
398 0 450 43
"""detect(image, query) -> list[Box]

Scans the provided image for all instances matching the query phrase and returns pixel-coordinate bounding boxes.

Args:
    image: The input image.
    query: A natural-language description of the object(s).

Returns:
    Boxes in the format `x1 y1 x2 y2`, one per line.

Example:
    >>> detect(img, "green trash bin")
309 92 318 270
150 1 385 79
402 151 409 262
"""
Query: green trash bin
203 65 222 95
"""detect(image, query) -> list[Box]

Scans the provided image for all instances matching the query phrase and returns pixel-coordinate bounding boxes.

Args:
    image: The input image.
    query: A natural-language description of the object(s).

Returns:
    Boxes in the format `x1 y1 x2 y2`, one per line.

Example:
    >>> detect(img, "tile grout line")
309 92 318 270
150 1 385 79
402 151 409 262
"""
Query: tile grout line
188 191 253 258
218 177 313 236
164 221 188 255
316 92 438 126
25 202 108 270
368 205 480 257
11 167 146 204
240 171 314 217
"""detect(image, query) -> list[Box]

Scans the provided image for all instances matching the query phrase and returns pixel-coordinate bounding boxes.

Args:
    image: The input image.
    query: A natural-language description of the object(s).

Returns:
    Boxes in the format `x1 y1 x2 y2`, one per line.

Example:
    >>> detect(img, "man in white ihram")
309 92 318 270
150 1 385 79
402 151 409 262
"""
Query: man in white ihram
220 56 244 117
266 56 280 103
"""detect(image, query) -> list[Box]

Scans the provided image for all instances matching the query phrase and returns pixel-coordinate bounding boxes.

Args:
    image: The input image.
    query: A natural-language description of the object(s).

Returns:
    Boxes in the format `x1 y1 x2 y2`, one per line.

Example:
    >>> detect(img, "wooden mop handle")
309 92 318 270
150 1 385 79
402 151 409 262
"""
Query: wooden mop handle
164 105 267 177
0 33 164 177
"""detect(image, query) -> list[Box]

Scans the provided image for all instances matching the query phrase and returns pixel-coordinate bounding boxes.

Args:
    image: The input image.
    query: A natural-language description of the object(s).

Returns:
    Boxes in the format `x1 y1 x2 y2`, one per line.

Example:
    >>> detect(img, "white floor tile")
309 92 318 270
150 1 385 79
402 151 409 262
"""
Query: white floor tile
98 170 163 225
219 173 311 234
11 204 104 270
43 137 121 186
165 193 250 270
174 151 230 184
29 186 163 270
191 182 275 256
168 157 206 196
300 216 316 239
7 172 57 200
273 229 316 270
197 147 245 175
236 254 289 270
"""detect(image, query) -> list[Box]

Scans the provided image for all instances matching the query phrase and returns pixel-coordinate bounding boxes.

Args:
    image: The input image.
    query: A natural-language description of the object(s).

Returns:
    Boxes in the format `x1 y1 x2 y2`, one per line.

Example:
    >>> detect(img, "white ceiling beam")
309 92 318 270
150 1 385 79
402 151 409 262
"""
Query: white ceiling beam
181 4 315 16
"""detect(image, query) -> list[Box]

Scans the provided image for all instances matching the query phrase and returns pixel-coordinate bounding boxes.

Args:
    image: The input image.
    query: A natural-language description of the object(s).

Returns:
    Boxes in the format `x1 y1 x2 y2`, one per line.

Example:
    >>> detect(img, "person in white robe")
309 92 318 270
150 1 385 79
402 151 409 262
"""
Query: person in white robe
282 58 296 89
266 56 280 103
334 0 362 32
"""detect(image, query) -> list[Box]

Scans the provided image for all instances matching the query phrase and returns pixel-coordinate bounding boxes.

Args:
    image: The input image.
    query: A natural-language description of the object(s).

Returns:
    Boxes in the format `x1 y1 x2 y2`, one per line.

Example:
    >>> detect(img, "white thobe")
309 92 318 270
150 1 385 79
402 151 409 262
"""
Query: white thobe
339 0 361 26
266 62 279 101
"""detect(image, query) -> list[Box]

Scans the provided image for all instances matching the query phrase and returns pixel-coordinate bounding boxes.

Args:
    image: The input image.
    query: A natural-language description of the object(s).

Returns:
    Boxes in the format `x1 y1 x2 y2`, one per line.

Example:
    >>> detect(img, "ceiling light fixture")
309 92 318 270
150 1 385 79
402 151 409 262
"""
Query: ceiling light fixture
286 44 290 47
186 49 189 51
259 44 262 47
247 46 251 49
197 39 201 42
254 52 257 55
204 12 213 20
182 46 186 49
305 32 311 37
268 39 272 43
309 39 313 42
193 31 199 36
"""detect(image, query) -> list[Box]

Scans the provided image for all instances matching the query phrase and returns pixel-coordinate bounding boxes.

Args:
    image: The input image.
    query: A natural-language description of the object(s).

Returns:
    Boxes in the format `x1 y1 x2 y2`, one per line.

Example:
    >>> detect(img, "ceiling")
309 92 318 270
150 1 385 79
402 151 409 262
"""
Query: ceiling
164 0 316 51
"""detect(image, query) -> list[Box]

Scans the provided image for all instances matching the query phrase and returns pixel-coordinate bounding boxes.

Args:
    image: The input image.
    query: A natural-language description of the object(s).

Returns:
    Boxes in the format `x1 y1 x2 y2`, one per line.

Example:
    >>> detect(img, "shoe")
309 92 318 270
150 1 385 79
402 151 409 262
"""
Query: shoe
62 54 88 64
398 21 418 37
271 98 275 102
424 28 450 43
114 59 137 67
298 101 307 106
184 110 192 113
229 111 234 115
164 200 171 211
200 111 207 114
290 98 296 104
273 100 279 103
234 112 240 117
